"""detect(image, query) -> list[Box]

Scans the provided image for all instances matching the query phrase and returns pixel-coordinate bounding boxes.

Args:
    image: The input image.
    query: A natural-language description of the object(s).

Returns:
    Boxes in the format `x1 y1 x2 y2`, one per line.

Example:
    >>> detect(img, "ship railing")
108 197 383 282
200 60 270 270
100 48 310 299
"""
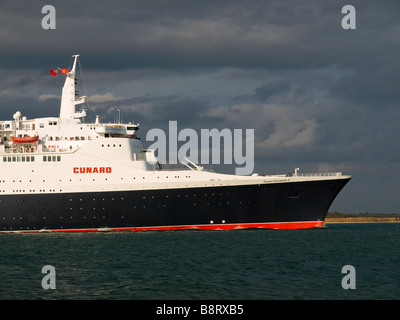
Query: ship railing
0 146 76 154
287 172 342 177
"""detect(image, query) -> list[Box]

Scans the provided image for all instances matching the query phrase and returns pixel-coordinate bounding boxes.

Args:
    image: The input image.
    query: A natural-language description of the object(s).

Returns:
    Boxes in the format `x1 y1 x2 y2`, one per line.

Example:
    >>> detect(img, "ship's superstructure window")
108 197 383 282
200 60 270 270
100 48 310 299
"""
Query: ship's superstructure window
43 156 61 162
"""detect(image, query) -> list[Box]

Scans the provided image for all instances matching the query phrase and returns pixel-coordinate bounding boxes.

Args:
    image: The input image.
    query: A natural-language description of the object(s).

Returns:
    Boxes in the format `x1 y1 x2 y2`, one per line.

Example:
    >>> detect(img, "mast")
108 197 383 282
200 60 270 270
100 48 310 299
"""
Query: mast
59 54 86 120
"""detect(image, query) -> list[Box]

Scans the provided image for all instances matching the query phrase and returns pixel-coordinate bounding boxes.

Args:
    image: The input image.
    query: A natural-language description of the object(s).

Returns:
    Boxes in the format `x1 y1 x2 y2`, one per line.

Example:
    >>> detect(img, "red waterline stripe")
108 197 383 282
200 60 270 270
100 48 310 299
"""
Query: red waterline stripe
0 221 324 233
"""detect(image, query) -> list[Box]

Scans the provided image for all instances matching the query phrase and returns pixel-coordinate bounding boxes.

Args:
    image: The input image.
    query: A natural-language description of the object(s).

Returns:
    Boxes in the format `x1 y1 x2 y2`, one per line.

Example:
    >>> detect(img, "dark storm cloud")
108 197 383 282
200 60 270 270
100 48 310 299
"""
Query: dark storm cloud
86 94 213 128
0 0 391 70
0 0 399 212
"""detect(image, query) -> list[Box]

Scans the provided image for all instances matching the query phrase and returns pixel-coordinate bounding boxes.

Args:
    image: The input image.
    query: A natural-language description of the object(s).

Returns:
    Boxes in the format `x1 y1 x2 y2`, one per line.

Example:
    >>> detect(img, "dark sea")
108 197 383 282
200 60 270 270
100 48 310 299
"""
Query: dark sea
1 223 399 301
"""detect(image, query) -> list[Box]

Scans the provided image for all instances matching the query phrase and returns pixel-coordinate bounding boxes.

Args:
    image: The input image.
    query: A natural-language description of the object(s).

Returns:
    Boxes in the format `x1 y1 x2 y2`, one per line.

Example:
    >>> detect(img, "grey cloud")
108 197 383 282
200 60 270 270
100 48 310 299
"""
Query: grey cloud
234 80 292 103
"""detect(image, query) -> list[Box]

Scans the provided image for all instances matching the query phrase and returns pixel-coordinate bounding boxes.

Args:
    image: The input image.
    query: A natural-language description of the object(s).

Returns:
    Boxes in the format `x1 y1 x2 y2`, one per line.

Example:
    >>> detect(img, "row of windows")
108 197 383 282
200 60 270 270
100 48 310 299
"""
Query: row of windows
2 156 63 162
0 189 59 194
1 188 225 200
102 144 122 147
0 176 202 187
41 122 99 130
47 136 92 141
3 156 35 162
43 156 61 162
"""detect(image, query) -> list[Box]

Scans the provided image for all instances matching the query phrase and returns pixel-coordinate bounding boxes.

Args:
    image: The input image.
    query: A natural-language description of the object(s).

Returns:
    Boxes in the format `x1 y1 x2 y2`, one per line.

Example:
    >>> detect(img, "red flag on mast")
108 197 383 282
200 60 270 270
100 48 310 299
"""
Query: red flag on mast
50 69 58 76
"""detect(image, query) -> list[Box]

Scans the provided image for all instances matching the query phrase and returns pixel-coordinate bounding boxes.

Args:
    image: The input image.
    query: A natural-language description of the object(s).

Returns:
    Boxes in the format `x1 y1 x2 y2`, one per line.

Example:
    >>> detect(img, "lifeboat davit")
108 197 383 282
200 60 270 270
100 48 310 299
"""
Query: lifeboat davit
10 136 39 143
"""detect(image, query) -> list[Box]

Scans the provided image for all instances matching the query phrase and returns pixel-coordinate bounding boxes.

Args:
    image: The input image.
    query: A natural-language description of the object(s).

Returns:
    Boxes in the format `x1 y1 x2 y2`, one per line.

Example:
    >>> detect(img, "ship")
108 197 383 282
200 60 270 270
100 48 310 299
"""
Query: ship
0 54 351 233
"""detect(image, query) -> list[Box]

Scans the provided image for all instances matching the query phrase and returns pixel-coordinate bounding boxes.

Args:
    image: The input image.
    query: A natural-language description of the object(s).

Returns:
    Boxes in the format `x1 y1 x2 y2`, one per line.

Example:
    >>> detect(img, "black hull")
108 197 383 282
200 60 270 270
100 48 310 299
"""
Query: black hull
0 178 350 232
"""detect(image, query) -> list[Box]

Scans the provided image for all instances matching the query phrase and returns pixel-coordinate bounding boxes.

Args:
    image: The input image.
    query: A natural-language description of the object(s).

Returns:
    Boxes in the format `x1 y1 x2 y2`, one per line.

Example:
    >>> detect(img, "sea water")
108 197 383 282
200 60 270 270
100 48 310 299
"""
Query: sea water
0 223 399 300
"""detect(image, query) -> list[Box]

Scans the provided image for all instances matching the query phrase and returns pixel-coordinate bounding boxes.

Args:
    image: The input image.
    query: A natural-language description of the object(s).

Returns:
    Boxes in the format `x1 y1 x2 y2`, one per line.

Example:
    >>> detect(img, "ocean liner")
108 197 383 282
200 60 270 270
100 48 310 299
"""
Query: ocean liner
0 55 350 233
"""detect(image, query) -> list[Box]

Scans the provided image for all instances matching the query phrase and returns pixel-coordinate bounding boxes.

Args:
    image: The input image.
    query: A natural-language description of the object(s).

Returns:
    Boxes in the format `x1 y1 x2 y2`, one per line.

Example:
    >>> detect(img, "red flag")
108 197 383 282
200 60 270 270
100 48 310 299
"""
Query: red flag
50 69 58 76
60 68 69 75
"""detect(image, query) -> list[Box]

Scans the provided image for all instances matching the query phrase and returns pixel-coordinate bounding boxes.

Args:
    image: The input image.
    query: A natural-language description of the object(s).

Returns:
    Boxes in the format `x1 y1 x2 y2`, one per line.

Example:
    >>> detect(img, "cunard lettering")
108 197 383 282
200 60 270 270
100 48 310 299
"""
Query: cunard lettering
73 167 112 173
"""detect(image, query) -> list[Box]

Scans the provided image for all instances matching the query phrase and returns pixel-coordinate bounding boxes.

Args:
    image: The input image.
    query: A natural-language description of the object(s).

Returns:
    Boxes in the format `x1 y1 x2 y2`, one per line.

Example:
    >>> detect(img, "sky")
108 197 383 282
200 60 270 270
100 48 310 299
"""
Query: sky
0 0 399 213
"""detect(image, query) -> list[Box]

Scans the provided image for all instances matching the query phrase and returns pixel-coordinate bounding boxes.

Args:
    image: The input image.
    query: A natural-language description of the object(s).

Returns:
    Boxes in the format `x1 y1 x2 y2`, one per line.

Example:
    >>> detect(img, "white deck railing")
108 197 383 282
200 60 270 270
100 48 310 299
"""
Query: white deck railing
294 172 342 177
